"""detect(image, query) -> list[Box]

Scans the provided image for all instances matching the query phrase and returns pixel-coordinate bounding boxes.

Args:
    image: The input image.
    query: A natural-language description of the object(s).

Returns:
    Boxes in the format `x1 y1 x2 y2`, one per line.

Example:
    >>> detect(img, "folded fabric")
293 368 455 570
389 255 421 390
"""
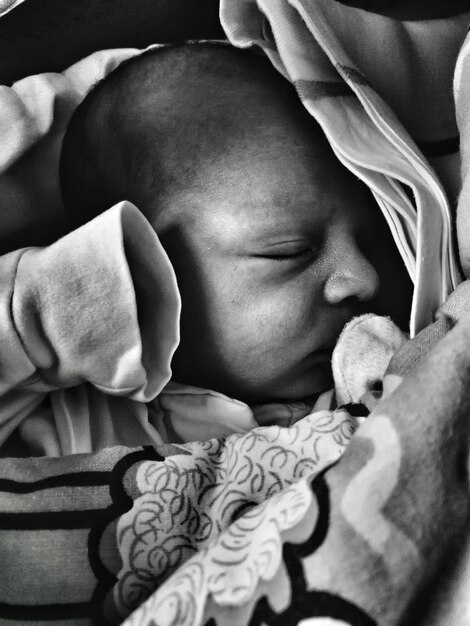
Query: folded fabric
0 47 142 250
454 30 470 278
0 287 468 626
1 283 470 625
221 0 469 335
0 201 181 453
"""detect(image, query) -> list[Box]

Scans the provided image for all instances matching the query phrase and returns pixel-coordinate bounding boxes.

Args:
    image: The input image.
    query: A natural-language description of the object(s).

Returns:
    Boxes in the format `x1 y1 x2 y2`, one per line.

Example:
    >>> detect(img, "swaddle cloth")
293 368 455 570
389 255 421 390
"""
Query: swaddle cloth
454 30 470 278
221 0 469 336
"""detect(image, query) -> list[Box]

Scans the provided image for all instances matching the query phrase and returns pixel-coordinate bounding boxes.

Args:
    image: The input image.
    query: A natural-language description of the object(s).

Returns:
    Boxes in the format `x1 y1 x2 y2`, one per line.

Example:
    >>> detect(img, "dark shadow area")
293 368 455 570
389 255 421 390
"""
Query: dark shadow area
1 0 468 85
0 0 223 84
335 0 470 20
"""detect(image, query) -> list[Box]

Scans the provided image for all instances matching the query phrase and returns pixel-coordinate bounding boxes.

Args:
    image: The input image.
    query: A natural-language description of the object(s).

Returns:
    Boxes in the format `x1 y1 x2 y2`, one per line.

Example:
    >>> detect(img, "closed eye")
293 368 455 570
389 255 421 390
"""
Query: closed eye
262 249 314 262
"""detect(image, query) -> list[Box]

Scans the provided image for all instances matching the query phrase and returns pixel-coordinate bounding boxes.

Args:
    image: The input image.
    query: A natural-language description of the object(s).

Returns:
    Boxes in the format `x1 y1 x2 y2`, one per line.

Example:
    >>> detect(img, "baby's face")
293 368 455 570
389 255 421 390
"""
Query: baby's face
156 109 411 404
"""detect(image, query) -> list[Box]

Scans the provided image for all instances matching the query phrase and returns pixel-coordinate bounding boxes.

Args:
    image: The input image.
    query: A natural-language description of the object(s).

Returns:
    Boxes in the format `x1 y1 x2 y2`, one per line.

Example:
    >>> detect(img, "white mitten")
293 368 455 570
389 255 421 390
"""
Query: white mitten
3 201 180 401
332 314 408 410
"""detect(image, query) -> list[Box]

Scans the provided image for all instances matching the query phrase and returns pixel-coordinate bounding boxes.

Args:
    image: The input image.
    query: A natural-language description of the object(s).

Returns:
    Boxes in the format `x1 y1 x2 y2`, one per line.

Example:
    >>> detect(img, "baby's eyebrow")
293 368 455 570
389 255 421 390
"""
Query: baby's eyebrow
199 193 332 246
238 208 328 236
218 219 303 240
247 231 311 244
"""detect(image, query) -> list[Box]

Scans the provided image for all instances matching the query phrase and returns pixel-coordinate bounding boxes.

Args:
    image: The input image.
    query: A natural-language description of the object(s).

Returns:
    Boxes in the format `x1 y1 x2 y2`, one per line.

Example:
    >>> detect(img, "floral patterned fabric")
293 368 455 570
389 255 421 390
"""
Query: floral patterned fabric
114 409 359 622
117 283 470 626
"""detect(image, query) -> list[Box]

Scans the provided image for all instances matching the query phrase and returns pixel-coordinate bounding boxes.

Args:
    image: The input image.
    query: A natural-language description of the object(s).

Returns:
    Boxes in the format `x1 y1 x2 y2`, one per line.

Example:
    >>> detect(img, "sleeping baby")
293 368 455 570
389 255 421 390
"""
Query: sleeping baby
0 43 412 455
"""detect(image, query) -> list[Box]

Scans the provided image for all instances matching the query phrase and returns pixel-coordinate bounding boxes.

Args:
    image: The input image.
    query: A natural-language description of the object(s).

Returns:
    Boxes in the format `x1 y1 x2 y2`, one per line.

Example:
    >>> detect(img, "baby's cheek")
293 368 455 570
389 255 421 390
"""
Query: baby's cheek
239 281 314 354
206 266 317 372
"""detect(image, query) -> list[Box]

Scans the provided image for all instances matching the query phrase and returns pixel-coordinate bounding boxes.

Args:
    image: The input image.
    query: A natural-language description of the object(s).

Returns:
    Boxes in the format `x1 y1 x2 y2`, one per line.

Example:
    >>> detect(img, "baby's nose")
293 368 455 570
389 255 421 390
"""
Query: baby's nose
323 243 380 306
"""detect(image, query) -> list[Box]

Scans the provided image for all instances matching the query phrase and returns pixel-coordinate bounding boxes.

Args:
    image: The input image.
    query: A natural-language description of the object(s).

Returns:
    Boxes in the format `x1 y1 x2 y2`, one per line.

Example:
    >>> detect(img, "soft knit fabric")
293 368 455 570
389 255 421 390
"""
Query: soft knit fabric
0 201 181 454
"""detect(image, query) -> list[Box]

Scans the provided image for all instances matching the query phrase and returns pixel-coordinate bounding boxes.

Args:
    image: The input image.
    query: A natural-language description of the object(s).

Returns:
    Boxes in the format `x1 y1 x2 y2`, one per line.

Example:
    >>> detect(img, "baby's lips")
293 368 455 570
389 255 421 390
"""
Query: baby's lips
307 348 333 364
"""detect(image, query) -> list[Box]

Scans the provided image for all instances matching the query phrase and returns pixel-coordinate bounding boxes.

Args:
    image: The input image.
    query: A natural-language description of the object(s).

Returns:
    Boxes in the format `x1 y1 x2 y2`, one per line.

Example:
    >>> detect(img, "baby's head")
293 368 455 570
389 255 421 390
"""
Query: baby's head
60 43 411 403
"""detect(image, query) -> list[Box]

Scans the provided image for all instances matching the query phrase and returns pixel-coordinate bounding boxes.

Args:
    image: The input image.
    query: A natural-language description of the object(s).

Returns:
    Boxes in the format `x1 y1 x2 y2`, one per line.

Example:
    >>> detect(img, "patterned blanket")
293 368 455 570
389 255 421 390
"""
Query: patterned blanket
1 281 470 626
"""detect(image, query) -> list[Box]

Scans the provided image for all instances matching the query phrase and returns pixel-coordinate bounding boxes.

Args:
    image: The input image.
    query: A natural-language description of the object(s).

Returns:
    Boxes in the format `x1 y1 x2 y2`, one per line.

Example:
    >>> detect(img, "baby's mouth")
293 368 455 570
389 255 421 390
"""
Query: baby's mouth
306 346 334 364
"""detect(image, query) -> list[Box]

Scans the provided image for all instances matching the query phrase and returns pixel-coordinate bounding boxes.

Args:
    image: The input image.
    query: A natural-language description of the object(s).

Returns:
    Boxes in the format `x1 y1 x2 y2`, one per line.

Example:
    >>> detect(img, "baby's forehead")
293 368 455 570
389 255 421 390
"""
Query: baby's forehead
167 153 362 251
157 116 365 242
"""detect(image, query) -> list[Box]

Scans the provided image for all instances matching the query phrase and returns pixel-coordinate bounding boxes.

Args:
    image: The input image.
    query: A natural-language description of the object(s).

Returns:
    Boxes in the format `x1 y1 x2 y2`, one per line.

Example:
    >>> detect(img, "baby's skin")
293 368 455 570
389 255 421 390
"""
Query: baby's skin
60 43 412 405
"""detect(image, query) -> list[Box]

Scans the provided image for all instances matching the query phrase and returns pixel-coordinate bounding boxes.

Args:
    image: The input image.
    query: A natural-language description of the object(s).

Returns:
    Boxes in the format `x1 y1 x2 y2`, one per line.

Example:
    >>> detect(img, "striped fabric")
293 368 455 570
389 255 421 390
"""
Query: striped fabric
0 445 161 625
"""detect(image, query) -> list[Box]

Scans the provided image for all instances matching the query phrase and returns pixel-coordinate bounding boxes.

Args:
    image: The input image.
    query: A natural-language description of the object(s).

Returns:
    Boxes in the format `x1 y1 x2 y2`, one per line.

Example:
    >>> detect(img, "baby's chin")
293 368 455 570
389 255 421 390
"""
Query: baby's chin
271 361 333 402
239 359 334 405
172 354 334 405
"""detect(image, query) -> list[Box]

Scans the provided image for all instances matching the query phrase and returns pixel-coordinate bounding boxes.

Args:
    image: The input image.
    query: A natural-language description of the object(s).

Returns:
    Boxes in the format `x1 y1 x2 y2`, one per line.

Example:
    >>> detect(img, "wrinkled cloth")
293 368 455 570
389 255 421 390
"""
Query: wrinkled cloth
0 282 469 626
0 201 180 454
454 30 470 278
114 282 470 626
